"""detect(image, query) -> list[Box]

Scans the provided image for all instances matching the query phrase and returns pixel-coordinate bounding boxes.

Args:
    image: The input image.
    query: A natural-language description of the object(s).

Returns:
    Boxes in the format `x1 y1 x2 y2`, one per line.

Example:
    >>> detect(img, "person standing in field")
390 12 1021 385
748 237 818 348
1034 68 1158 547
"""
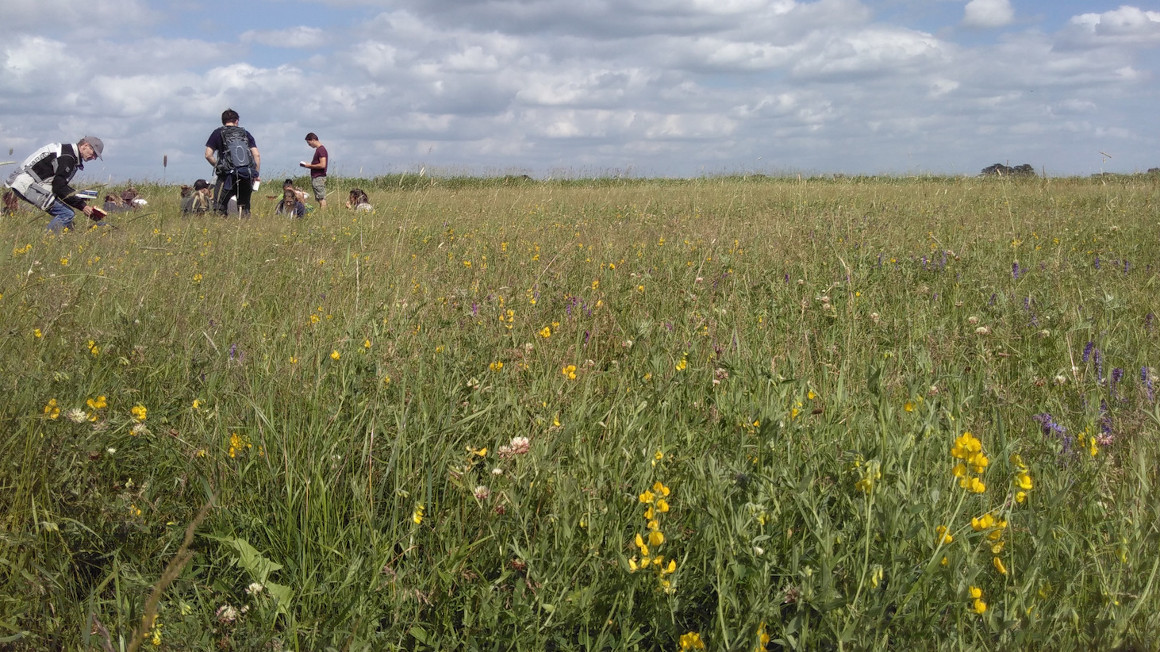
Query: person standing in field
205 109 260 217
300 132 328 210
3 136 105 233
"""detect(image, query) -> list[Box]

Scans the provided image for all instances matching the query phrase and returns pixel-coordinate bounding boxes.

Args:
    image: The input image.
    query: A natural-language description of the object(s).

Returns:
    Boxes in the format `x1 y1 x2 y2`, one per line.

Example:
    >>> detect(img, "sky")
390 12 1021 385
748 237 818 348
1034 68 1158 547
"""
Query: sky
2 0 1158 182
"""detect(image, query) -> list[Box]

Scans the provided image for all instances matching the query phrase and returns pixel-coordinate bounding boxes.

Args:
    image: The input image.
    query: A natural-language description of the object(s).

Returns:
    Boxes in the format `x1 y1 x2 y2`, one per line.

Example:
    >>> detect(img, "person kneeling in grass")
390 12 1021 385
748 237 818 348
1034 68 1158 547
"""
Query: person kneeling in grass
275 187 306 218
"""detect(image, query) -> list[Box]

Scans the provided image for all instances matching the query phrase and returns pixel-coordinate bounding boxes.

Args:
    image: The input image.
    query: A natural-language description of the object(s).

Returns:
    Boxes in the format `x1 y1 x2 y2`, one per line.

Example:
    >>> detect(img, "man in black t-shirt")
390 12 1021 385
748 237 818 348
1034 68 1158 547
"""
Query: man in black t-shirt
204 108 261 216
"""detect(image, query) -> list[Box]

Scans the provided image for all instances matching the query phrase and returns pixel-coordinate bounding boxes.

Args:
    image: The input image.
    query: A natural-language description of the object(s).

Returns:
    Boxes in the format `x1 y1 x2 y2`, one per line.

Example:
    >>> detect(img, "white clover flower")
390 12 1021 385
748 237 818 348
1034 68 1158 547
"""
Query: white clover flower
65 408 88 423
473 485 491 501
245 582 265 596
975 326 991 335
967 316 979 325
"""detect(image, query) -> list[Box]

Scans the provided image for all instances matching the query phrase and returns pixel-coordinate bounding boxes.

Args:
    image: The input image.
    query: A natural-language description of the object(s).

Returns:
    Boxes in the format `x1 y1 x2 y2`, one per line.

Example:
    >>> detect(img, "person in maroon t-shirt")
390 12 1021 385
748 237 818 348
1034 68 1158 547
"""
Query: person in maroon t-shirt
300 133 328 210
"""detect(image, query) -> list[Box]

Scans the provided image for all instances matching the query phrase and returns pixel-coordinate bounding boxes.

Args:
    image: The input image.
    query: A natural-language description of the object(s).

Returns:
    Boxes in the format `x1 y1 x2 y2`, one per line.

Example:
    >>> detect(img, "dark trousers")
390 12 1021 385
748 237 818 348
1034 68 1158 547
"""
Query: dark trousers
214 173 254 216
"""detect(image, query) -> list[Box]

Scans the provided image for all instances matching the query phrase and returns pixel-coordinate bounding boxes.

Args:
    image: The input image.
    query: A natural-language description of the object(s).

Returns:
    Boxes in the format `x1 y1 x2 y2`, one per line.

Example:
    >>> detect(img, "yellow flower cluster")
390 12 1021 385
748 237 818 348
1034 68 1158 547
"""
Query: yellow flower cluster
854 460 882 495
970 511 1009 575
1011 454 1034 504
227 432 252 458
411 503 425 525
130 404 147 422
951 432 987 493
969 585 987 614
679 632 705 650
43 398 60 420
629 481 677 591
562 364 577 380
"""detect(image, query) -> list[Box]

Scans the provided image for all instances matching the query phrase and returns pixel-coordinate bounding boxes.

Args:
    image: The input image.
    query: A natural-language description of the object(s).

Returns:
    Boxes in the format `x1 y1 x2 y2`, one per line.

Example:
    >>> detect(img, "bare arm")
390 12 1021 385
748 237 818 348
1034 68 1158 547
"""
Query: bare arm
251 147 260 177
204 146 216 167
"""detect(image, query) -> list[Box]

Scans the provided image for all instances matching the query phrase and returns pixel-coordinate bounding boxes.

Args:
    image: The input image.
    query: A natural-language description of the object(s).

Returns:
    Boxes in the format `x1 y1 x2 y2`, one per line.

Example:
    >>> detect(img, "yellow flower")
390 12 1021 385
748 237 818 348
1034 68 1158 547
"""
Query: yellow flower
656 498 670 513
968 451 989 474
648 530 664 547
993 556 1008 576
383 374 392 385
33 328 43 338
87 396 107 410
628 557 639 572
652 481 671 497
951 463 968 478
972 598 987 614
963 476 986 493
330 350 341 360
364 339 372 349
970 513 995 531
290 356 298 364
903 400 915 412
675 357 688 371
540 326 551 338
192 399 201 409
489 361 504 372
1015 491 1027 504
936 525 953 545
679 632 706 650
43 398 60 420
130 404 147 422
412 503 425 525
639 490 655 504
1015 470 1033 490
562 364 577 379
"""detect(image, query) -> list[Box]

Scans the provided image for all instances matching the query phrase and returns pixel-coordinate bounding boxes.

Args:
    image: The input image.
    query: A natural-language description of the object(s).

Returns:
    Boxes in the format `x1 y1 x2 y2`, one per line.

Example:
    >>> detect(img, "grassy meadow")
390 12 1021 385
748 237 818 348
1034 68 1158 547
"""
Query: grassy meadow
2 173 1159 650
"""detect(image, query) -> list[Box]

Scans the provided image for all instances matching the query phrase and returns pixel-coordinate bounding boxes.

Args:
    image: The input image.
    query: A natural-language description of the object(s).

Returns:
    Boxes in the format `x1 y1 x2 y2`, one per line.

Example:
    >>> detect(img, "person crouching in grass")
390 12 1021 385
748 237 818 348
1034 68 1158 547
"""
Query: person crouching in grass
275 187 306 218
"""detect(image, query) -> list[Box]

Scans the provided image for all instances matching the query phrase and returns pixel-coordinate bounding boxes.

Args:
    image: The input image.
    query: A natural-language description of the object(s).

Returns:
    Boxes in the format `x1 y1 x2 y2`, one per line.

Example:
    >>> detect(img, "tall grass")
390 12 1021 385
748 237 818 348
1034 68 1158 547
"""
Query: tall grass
1 174 1158 649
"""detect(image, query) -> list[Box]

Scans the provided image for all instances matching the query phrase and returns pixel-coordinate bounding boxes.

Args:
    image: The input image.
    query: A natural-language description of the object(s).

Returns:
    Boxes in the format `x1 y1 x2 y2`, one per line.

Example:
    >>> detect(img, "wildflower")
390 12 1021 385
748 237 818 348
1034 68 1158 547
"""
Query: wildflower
215 604 238 624
652 481 671 497
382 374 391 385
43 398 60 420
903 400 915 412
489 361 504 372
963 477 985 493
33 328 43 338
656 498 670 513
675 357 688 371
1015 470 1033 491
150 618 161 646
540 326 551 338
679 632 706 650
971 513 996 531
364 339 372 350
130 404 147 422
473 485 491 501
87 396 107 410
936 525 953 545
648 530 664 547
562 364 577 379
88 340 100 355
131 423 149 437
412 503 425 525
245 582 265 596
639 490 655 504
227 432 251 458
330 350 341 360
65 408 87 423
993 556 1008 576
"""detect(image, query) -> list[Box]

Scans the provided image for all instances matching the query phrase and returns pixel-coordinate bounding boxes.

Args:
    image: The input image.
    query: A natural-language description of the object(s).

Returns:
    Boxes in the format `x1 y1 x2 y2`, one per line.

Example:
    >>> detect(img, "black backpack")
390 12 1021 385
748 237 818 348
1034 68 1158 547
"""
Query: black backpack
219 126 256 178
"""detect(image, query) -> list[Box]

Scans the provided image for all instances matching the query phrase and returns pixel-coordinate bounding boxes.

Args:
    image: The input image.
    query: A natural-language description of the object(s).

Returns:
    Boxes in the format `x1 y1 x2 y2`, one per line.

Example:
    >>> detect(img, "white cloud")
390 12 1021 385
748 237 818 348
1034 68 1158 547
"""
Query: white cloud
240 26 329 49
962 0 1014 29
1059 6 1160 49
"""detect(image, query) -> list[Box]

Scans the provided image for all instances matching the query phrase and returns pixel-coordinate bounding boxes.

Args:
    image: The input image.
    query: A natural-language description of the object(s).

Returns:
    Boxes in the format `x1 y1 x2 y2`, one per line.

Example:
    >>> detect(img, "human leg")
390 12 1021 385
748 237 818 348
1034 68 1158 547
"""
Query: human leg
235 178 254 217
45 200 76 233
213 175 233 215
311 177 327 210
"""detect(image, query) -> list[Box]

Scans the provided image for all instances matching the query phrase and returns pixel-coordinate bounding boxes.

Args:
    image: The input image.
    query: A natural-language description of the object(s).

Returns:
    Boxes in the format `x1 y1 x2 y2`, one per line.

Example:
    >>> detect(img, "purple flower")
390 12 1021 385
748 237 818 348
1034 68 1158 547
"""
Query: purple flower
1093 349 1104 383
1012 262 1021 280
1033 412 1072 454
1143 366 1154 403
1094 256 1101 270
1082 341 1094 363
471 301 479 317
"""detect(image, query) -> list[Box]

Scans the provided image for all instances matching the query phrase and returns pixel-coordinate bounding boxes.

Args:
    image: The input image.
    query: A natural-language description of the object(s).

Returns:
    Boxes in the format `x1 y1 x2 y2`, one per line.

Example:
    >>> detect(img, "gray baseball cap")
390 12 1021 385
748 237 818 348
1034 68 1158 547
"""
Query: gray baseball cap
82 136 104 159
